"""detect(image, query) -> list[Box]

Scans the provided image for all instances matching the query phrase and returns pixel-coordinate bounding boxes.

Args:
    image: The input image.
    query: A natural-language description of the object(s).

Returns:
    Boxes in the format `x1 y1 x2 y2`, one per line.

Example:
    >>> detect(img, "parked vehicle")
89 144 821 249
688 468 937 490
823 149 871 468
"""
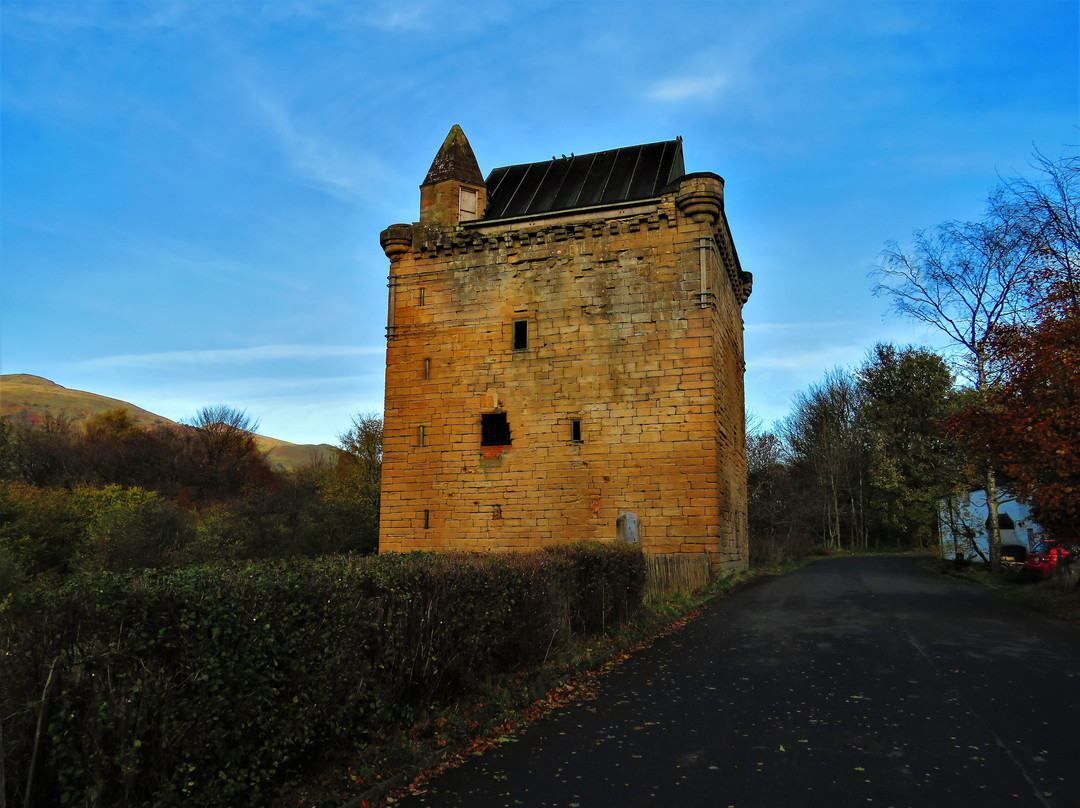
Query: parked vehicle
1022 540 1075 580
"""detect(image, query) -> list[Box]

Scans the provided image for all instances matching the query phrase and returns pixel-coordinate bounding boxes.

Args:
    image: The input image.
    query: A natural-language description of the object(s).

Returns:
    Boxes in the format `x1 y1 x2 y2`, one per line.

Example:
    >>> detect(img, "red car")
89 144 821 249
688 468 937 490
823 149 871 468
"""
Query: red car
1022 540 1074 579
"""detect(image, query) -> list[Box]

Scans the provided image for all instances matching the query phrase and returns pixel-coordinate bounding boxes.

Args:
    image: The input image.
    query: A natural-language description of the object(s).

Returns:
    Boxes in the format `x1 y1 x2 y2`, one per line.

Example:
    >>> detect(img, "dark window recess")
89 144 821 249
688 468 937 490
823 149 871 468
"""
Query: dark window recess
424 510 430 529
418 288 426 306
481 413 512 446
513 319 528 350
571 419 582 442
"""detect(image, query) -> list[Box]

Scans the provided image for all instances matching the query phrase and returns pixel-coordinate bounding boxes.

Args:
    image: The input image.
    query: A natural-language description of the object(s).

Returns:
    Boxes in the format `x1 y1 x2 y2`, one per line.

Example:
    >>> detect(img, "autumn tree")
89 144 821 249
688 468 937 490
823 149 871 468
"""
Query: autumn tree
948 316 1080 537
81 408 142 486
942 150 1080 542
872 198 1038 568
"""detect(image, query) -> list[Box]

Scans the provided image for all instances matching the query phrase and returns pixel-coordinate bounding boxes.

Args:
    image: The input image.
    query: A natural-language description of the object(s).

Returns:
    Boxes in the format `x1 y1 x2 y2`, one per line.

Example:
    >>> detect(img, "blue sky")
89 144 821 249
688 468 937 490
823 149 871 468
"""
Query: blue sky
2 0 1077 446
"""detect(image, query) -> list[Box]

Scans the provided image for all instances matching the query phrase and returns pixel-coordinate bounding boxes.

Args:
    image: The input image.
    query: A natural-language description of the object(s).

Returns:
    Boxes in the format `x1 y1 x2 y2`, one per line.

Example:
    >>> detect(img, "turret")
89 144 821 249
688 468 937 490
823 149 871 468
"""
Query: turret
419 125 487 228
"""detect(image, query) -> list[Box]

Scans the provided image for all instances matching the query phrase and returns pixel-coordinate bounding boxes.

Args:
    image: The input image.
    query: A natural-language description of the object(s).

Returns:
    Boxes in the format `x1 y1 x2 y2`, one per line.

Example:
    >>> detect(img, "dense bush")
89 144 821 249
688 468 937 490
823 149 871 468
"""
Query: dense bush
0 543 645 807
0 481 88 577
0 482 189 580
0 409 382 584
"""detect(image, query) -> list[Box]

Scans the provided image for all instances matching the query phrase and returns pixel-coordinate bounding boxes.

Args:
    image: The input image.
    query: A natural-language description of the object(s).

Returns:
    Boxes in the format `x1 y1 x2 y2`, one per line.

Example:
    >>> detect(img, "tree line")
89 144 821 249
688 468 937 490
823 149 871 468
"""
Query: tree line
747 344 959 563
749 148 1078 569
0 406 382 593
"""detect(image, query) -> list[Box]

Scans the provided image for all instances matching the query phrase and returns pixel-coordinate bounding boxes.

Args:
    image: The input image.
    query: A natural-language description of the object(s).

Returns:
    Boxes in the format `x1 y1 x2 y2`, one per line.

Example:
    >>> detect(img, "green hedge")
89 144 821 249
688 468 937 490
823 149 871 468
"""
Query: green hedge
0 543 645 807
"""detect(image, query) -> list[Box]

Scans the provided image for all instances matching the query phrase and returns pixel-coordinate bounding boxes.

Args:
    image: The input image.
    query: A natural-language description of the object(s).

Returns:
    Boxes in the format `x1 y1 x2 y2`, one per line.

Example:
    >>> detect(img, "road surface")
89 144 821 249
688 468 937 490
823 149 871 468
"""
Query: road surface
392 555 1080 808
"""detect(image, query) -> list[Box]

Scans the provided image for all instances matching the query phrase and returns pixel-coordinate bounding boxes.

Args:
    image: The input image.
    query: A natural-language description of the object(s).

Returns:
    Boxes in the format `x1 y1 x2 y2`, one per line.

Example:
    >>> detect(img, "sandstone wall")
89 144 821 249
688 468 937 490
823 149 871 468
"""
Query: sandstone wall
379 188 748 571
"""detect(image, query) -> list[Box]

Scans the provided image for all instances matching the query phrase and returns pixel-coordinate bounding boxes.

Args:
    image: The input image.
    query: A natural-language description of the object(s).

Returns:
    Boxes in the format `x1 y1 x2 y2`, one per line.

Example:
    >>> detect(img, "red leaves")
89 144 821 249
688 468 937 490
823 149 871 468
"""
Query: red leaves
947 314 1080 534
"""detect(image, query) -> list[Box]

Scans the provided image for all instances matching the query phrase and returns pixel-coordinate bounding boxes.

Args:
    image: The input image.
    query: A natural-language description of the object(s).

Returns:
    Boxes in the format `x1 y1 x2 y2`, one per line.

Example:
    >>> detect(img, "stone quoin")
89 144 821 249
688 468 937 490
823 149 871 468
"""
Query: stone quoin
379 125 753 572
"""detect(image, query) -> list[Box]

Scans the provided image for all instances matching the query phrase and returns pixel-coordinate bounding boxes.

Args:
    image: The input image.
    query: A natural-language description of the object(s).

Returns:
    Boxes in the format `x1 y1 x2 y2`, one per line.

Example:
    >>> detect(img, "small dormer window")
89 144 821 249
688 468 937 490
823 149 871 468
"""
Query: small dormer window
459 187 479 221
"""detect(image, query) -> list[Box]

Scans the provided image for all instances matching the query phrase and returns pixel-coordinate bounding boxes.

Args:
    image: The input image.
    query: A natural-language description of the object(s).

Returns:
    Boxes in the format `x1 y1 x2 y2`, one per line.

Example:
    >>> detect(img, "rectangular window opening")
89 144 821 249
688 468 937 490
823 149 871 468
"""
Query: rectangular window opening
418 425 425 447
418 287 426 306
423 510 430 529
424 358 431 380
459 187 478 221
513 319 528 351
481 412 512 446
571 419 582 443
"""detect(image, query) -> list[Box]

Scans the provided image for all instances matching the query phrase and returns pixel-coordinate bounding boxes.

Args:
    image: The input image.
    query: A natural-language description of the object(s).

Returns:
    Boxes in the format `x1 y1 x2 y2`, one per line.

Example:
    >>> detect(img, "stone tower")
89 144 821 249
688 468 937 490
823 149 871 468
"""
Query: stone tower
378 126 752 572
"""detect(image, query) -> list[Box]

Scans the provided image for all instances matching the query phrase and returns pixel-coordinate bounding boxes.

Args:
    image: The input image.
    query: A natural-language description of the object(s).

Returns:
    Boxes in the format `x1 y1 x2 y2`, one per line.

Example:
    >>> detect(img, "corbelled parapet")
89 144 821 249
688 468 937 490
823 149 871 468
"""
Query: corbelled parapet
675 173 725 224
380 223 414 260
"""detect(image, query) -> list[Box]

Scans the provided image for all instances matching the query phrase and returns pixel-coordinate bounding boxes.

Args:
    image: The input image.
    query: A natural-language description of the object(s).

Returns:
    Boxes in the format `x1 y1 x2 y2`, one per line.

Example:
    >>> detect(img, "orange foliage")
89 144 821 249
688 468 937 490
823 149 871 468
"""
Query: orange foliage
947 314 1080 535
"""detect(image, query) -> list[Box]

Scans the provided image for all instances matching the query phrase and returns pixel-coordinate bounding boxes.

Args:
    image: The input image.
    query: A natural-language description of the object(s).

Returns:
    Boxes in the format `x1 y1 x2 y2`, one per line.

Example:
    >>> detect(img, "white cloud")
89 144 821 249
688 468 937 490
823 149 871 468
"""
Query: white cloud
745 320 857 335
80 345 384 370
646 74 731 103
751 345 864 372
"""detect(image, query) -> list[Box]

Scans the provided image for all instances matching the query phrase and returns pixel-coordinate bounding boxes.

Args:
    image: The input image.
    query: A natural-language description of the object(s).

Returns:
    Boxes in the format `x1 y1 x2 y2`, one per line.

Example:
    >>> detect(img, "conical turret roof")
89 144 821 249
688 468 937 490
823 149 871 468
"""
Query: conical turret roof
422 124 485 187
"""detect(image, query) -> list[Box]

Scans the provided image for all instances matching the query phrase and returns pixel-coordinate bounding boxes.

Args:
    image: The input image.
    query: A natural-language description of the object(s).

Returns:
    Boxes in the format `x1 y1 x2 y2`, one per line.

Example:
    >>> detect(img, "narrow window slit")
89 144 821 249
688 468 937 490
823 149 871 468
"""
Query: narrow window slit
513 319 528 351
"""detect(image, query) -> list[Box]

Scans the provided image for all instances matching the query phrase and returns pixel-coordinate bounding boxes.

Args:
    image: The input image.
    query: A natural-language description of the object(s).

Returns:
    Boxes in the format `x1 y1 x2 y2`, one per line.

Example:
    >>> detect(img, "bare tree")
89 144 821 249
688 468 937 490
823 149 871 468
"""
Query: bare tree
782 369 865 551
872 203 1038 569
185 405 265 497
1000 147 1080 315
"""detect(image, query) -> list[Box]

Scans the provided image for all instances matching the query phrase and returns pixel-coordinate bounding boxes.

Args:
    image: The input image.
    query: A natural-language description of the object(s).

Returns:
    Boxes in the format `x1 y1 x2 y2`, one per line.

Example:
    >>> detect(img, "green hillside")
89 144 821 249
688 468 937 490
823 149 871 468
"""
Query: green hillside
0 374 334 469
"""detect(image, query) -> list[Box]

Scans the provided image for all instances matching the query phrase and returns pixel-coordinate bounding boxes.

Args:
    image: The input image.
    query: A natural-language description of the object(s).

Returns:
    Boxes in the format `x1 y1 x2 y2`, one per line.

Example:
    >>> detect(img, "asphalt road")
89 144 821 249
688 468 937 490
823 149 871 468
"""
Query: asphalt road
391 555 1080 808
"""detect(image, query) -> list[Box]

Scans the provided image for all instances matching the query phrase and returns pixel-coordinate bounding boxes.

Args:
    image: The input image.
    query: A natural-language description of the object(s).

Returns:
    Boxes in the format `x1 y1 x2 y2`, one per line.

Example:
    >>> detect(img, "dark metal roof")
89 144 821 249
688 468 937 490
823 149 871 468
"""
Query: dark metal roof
483 139 685 220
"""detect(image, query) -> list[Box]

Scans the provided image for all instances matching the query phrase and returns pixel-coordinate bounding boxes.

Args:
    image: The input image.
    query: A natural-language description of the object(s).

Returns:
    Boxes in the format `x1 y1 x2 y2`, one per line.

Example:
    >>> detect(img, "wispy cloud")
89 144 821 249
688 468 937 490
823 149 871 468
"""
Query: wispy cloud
746 320 857 335
80 345 384 370
751 345 864 372
646 74 731 103
226 61 393 201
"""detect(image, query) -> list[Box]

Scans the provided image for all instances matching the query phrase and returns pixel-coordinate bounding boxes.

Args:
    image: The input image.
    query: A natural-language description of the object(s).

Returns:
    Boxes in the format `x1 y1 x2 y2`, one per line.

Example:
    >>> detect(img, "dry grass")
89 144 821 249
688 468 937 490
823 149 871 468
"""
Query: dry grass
644 552 712 601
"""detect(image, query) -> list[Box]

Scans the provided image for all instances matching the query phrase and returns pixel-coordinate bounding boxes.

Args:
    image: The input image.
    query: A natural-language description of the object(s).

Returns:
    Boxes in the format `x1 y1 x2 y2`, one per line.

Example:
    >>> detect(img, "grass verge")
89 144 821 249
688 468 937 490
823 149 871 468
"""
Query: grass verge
273 567 772 808
919 556 1080 627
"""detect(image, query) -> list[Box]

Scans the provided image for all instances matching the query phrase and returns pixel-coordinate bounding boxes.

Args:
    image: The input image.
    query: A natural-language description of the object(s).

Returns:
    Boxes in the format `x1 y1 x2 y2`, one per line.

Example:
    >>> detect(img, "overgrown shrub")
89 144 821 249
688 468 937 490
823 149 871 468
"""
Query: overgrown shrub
0 544 25 600
0 543 645 807
749 529 816 567
75 485 187 572
0 481 87 576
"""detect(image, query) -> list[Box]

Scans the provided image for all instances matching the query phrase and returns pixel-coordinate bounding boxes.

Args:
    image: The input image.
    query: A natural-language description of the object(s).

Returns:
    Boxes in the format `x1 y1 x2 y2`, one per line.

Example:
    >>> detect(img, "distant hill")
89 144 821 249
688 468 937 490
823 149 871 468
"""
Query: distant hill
0 374 335 469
